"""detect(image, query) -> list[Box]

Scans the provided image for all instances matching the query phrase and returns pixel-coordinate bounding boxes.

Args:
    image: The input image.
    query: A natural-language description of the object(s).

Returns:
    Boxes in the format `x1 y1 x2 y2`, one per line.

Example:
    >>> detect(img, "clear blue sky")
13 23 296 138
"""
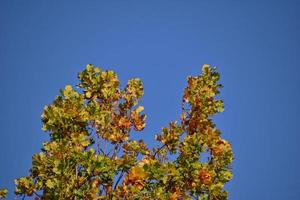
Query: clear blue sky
1 1 299 199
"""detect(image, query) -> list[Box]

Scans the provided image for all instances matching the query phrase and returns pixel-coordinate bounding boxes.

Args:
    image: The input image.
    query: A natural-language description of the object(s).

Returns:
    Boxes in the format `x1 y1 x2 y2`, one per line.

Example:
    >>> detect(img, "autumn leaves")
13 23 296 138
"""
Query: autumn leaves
78 65 146 144
14 64 233 200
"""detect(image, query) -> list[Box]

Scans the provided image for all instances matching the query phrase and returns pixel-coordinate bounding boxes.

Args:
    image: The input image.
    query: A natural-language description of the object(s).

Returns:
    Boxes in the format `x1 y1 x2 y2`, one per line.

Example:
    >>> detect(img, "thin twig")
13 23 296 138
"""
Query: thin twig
34 192 42 198
114 170 124 190
152 144 166 158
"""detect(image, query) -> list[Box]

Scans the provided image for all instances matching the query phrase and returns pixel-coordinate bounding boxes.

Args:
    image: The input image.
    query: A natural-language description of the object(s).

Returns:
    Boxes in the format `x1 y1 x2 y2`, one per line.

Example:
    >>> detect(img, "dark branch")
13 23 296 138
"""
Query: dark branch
114 170 124 190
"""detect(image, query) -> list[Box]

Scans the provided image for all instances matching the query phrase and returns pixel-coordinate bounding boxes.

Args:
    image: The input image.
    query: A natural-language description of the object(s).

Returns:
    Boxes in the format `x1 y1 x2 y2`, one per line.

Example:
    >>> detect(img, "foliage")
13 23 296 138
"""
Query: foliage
14 64 233 199
0 189 8 199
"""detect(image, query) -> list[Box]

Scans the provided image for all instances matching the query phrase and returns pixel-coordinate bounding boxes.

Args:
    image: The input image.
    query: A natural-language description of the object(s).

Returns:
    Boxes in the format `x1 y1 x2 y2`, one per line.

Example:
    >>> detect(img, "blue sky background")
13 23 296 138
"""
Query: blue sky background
1 1 299 199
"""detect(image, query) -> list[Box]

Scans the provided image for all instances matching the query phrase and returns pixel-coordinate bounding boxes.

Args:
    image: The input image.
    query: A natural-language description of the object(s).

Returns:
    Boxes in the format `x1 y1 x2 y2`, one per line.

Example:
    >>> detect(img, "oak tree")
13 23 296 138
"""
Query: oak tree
14 64 234 200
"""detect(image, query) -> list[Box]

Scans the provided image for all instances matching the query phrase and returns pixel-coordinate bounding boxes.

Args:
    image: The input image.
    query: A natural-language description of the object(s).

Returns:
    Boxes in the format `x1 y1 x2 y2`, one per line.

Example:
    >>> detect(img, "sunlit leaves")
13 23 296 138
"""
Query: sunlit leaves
124 165 148 189
14 64 233 200
131 106 146 131
15 177 35 196
124 78 144 106
155 122 183 154
198 168 213 185
174 64 233 199
0 189 8 199
78 64 121 102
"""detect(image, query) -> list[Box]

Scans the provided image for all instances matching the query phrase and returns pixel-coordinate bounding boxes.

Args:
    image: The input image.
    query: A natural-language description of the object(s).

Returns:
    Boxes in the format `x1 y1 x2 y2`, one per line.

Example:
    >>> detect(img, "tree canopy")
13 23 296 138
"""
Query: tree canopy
14 64 233 200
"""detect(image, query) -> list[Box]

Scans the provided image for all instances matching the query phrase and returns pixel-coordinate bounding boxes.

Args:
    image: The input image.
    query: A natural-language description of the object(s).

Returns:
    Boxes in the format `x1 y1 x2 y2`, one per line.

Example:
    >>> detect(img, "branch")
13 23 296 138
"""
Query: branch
152 144 166 159
113 170 124 190
34 192 42 198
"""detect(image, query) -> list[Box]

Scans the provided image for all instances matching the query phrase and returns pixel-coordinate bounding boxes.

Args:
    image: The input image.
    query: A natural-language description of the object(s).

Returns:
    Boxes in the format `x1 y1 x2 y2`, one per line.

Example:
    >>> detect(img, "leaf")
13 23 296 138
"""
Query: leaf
118 116 131 129
46 179 55 189
198 169 212 185
202 64 210 72
135 106 144 113
131 110 146 131
94 67 101 73
65 85 72 91
85 91 92 98
86 64 93 71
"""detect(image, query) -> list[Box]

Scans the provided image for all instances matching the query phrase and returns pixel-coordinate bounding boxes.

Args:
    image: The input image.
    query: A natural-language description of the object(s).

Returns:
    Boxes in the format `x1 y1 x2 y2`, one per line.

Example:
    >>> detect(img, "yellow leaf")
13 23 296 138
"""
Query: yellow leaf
65 85 72 91
86 91 92 98
94 67 101 73
202 64 210 72
46 179 55 189
135 106 144 114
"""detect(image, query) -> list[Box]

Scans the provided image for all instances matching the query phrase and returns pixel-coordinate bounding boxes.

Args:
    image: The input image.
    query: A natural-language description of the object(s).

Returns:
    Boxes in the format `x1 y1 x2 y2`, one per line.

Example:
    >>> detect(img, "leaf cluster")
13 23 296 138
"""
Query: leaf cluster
14 64 234 200
0 189 8 199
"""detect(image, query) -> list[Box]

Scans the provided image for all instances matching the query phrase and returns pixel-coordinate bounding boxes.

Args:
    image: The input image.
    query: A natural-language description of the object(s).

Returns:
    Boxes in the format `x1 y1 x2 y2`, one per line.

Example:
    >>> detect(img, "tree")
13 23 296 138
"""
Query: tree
14 64 233 200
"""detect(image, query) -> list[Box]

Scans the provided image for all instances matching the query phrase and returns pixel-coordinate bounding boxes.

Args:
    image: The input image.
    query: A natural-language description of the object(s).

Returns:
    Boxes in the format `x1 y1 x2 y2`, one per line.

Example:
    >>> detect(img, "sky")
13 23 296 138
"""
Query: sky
0 0 299 199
